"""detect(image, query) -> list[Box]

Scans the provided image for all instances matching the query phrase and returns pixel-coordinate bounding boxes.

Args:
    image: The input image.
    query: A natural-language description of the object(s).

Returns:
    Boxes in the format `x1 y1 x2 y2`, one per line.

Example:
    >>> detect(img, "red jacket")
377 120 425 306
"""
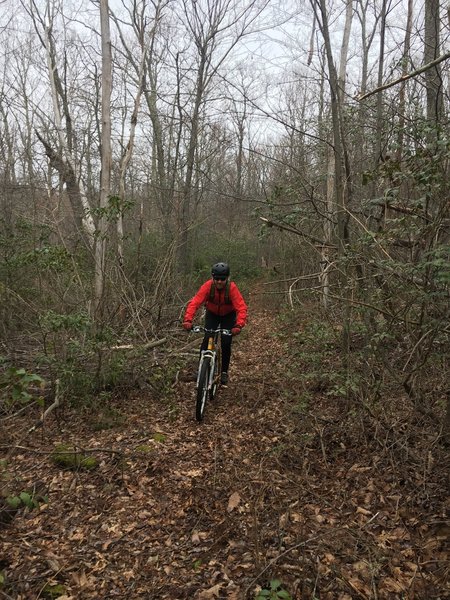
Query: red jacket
184 279 248 328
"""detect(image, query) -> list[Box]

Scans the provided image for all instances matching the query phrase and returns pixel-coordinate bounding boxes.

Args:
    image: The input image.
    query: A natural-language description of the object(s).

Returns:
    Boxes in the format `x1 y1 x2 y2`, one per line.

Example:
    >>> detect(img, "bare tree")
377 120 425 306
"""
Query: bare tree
24 0 96 247
310 0 350 349
94 0 112 316
110 0 171 248
177 0 270 269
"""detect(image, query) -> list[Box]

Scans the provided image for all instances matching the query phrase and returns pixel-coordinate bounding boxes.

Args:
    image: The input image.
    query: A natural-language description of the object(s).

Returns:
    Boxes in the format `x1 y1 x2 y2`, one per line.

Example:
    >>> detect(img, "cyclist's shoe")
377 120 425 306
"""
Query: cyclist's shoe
220 372 228 386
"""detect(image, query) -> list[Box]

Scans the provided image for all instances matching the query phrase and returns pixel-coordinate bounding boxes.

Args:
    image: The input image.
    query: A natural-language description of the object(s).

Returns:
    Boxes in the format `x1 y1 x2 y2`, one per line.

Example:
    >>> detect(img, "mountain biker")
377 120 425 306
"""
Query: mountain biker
183 262 248 385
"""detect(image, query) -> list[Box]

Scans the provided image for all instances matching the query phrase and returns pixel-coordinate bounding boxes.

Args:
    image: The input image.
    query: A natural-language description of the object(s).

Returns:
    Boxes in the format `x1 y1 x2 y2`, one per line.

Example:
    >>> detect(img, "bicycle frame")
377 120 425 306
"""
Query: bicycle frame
191 326 231 421
193 326 231 391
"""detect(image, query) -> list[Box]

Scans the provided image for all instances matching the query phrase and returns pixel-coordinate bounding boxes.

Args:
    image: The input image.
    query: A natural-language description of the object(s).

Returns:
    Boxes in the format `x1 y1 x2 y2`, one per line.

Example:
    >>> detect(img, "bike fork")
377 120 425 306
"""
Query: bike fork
197 350 214 388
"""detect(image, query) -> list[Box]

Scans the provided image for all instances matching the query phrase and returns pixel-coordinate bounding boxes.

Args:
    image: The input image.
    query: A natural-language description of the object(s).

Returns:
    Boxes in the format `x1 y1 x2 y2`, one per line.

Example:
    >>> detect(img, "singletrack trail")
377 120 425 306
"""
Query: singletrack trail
3 300 302 599
2 293 448 599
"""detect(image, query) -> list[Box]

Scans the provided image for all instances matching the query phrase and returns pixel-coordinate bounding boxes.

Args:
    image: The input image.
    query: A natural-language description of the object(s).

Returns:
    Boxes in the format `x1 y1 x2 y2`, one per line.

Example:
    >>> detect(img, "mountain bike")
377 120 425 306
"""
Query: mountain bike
192 326 231 422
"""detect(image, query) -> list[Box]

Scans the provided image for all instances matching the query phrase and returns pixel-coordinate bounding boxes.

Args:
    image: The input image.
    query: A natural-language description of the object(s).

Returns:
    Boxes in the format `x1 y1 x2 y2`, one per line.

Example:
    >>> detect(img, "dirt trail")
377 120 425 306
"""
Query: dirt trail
1 294 448 599
2 299 295 599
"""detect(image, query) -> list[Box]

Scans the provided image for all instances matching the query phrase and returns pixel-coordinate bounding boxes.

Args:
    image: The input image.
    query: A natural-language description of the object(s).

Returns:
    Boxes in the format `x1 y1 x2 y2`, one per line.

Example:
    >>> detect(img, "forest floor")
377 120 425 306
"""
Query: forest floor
1 291 449 600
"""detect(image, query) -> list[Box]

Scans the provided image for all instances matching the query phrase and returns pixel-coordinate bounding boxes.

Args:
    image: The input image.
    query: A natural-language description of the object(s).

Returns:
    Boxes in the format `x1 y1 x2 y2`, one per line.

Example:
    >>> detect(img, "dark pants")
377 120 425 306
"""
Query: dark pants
200 310 236 372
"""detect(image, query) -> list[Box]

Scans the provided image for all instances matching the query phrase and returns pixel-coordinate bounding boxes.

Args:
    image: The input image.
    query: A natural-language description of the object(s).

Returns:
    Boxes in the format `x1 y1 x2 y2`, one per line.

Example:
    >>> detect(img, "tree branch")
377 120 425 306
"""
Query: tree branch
356 51 450 101
260 217 336 248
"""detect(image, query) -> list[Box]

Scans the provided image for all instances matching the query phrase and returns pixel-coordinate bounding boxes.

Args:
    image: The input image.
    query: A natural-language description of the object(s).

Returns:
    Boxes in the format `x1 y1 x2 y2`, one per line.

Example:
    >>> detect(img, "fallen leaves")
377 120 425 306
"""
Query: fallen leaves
198 582 223 598
227 492 241 512
2 304 448 600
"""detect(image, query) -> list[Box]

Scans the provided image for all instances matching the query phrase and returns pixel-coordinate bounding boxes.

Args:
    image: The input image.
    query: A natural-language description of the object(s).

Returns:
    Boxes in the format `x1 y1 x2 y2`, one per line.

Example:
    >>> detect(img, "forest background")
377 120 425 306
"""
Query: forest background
1 0 448 429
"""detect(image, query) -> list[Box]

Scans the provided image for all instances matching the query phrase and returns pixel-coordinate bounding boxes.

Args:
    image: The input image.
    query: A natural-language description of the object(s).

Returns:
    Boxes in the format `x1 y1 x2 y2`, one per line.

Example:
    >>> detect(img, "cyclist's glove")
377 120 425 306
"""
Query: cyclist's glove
231 325 242 336
183 321 193 331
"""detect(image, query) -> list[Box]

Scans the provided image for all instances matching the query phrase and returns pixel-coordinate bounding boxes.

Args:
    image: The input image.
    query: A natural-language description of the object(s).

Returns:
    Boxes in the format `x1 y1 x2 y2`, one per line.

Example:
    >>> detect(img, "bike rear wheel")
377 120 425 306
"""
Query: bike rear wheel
196 358 210 421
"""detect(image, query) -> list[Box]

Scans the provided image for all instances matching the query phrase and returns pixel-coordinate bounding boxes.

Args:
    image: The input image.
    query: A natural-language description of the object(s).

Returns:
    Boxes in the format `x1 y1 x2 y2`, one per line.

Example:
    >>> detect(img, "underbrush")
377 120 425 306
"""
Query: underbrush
274 303 449 507
259 306 450 598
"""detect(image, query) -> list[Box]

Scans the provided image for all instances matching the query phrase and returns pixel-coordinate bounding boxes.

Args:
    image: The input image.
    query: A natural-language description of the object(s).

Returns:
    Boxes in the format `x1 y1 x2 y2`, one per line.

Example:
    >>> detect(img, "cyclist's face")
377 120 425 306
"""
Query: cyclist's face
213 276 227 288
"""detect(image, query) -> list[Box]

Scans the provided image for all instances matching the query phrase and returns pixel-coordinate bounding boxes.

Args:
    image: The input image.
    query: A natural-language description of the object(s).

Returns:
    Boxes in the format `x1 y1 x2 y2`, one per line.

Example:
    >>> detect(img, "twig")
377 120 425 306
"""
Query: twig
263 273 324 285
244 536 319 595
28 379 61 433
260 217 336 248
363 511 380 527
317 426 328 465
288 278 301 309
2 400 39 421
109 338 166 350
1 445 122 456
402 328 434 372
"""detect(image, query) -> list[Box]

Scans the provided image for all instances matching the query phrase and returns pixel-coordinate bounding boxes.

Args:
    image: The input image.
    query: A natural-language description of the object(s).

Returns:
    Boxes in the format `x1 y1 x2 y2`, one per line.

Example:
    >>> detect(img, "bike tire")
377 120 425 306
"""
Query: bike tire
196 358 210 422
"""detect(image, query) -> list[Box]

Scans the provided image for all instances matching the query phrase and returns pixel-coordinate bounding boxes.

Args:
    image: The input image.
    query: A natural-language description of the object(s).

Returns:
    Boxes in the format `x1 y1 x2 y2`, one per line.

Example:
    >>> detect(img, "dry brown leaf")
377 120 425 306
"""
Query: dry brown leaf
323 553 336 564
198 583 223 598
352 560 370 579
186 468 203 477
346 576 371 598
227 492 241 512
314 512 325 523
71 571 90 588
380 577 406 593
356 506 371 516
291 512 304 523
192 531 208 544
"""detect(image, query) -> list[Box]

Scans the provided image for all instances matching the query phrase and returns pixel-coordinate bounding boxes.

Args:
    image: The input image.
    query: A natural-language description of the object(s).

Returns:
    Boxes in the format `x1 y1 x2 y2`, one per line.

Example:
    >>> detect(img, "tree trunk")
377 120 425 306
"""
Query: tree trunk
40 18 96 244
94 0 112 317
396 0 413 162
424 0 443 131
313 0 350 352
374 0 387 167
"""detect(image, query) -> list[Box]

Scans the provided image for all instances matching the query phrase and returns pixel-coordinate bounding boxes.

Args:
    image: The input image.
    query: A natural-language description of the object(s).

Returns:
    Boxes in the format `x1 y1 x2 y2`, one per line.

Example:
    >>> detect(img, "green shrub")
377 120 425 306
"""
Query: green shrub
255 579 292 599
0 366 45 411
50 444 98 470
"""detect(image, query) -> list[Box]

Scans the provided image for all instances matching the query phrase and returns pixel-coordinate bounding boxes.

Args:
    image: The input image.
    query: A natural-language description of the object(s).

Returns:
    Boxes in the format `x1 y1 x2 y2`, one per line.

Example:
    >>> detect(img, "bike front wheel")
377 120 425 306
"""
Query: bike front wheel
209 346 221 401
196 358 210 422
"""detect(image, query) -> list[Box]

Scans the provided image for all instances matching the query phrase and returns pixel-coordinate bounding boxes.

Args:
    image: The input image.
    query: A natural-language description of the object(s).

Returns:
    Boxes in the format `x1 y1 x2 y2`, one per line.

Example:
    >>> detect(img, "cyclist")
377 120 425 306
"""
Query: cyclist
183 262 248 385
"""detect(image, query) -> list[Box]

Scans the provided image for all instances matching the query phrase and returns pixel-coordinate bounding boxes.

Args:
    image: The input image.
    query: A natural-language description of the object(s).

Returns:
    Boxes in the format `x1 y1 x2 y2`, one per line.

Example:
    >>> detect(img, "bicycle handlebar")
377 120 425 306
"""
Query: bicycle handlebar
192 326 232 336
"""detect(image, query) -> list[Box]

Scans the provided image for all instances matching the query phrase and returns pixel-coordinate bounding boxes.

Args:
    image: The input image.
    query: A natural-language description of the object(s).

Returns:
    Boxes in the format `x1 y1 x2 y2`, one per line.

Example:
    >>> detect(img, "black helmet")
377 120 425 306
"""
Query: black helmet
211 262 230 278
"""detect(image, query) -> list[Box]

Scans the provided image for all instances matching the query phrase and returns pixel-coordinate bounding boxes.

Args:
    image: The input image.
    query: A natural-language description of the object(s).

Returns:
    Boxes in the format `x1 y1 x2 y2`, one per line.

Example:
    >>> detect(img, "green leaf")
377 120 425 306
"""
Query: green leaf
19 492 33 508
22 374 44 384
193 559 203 571
270 580 282 590
277 591 291 599
6 495 21 509
256 591 271 598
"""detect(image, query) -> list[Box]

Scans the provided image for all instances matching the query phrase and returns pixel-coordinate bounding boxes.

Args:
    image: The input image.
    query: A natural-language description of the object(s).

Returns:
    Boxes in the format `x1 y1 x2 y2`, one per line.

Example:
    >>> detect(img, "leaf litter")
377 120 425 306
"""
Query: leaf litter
1 300 449 599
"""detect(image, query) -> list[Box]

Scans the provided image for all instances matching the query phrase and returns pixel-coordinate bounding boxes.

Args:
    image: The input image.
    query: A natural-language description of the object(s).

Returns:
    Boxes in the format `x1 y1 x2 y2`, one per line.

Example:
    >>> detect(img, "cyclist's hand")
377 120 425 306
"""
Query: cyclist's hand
231 326 242 336
183 321 192 331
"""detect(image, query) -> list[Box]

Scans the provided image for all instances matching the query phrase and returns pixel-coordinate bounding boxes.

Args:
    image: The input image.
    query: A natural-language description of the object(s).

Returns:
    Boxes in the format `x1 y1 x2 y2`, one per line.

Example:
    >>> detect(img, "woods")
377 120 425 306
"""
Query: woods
1 0 449 598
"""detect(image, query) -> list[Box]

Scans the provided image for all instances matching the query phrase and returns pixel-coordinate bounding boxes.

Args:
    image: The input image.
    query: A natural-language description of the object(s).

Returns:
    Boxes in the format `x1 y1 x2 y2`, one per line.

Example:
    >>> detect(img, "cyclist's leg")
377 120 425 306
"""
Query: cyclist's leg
219 311 236 373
